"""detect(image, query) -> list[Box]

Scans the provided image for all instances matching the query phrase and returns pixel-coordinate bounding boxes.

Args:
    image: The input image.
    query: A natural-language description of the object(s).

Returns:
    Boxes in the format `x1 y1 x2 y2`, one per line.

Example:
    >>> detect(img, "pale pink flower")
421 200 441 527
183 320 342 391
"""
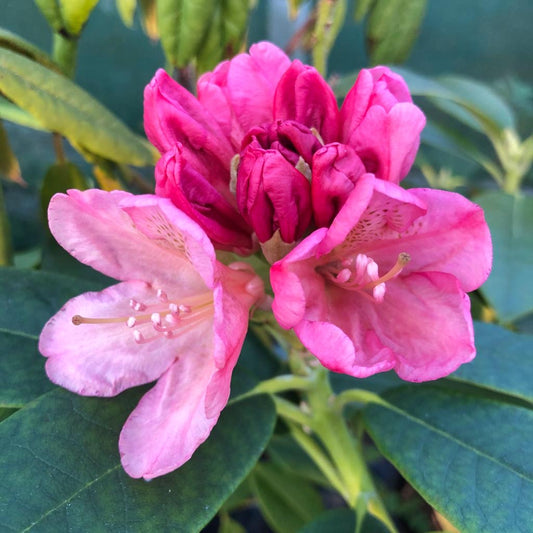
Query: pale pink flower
39 189 264 479
144 42 424 249
271 175 492 382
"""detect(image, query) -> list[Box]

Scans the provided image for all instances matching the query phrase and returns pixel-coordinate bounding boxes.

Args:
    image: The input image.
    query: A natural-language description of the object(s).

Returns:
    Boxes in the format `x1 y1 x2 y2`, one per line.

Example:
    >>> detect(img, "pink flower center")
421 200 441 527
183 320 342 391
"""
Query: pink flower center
71 287 214 344
319 252 410 302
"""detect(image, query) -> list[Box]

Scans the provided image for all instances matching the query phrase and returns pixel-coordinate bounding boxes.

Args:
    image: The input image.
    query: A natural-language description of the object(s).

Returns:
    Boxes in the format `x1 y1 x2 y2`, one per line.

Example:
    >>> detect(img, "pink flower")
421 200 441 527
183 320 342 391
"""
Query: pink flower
144 42 424 249
39 189 264 479
271 175 492 382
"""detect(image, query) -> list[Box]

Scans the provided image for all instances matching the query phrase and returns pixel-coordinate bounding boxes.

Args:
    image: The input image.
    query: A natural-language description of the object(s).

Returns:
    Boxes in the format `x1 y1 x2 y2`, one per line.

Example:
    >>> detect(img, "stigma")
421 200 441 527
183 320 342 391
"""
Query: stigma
71 286 213 344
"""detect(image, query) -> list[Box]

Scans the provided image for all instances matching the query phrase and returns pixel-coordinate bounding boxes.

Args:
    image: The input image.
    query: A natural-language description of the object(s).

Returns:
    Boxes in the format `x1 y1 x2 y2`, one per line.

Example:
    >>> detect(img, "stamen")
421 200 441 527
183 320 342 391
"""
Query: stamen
311 127 325 146
362 253 411 290
133 330 144 344
151 313 162 326
127 317 136 328
157 289 168 302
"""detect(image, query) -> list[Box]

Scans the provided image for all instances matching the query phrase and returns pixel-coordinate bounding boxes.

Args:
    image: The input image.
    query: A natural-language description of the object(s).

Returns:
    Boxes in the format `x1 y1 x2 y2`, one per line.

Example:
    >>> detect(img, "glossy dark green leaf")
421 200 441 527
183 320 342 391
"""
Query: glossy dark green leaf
449 322 533 404
476 191 533 322
0 48 156 166
0 268 106 405
0 267 106 337
366 0 427 65
267 434 327 486
0 331 54 407
250 461 323 533
0 390 275 531
300 508 389 533
364 386 533 533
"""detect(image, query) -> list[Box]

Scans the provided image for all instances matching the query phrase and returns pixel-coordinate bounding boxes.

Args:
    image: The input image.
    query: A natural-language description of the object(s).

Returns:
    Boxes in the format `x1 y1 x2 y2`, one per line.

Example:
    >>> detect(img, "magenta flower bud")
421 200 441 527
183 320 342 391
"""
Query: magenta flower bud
340 66 426 183
274 60 340 144
236 138 312 244
155 145 255 255
241 120 322 166
312 143 366 227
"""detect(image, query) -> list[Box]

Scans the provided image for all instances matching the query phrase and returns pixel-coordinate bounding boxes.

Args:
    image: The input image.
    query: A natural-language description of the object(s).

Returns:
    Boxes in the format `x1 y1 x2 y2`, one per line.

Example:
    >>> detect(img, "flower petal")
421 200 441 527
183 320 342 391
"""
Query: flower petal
198 42 291 148
119 267 255 479
144 69 234 166
155 148 254 254
361 188 492 292
40 281 210 396
289 272 474 381
119 346 221 479
345 103 425 183
48 189 215 289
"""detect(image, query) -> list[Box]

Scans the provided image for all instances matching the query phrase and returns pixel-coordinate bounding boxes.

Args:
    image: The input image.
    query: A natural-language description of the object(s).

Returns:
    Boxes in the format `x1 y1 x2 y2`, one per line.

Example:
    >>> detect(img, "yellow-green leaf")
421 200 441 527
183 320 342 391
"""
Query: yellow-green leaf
0 120 23 185
0 48 157 166
59 0 100 35
116 0 137 27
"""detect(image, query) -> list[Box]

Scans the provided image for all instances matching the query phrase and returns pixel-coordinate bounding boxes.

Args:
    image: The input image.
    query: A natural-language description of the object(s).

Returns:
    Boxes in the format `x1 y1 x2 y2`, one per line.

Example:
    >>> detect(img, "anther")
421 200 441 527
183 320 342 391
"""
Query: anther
169 303 179 315
157 289 168 302
133 330 144 344
178 304 191 314
127 317 136 328
336 268 352 284
151 313 162 326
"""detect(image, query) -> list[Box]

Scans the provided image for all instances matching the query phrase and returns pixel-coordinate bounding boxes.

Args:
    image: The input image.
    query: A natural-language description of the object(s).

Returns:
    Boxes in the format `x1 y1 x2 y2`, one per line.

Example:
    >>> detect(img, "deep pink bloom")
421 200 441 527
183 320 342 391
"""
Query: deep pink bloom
271 175 492 381
144 42 424 249
39 189 264 479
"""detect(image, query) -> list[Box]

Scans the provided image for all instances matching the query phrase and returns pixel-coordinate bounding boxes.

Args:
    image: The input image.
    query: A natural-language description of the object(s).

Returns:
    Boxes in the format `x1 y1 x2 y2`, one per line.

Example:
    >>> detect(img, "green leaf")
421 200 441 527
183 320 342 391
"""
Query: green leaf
0 331 54 408
0 96 46 131
267 434 328 486
300 508 389 533
34 0 64 33
0 390 275 531
196 0 250 73
366 0 427 65
394 67 515 136
0 267 106 337
0 28 60 72
59 0 100 36
476 191 533 322
0 268 106 406
40 162 89 216
116 0 137 27
364 386 533 533
0 48 157 166
250 461 324 533
449 322 533 405
156 0 217 68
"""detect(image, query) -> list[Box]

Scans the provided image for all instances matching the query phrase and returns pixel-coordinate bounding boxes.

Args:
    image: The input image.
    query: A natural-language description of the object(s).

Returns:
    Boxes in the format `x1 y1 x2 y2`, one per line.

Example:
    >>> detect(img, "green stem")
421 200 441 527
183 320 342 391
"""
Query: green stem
286 421 349 500
0 182 13 266
334 388 390 411
303 366 397 532
272 396 313 428
52 33 78 78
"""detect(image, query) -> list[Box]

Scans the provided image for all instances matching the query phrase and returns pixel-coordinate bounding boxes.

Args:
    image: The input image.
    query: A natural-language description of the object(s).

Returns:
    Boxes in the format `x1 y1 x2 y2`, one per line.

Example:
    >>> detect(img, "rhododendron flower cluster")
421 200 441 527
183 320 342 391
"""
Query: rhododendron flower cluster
145 41 491 381
40 42 492 480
